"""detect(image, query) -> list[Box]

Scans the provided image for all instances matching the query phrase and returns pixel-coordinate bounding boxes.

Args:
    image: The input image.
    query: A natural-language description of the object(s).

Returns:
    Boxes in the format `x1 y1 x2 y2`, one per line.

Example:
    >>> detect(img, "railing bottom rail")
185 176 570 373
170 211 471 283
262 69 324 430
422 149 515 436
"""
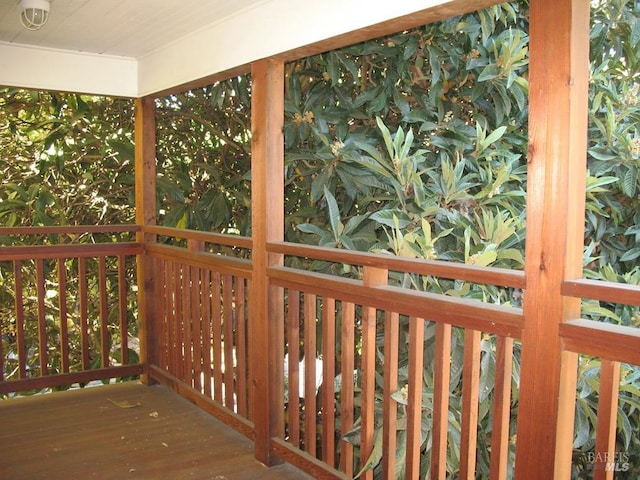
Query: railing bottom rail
0 364 143 395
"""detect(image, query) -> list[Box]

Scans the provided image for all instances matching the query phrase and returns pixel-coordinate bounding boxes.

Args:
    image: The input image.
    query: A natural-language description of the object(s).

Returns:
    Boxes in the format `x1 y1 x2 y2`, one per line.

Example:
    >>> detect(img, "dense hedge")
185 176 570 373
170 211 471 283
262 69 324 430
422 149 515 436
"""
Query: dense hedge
1 0 639 477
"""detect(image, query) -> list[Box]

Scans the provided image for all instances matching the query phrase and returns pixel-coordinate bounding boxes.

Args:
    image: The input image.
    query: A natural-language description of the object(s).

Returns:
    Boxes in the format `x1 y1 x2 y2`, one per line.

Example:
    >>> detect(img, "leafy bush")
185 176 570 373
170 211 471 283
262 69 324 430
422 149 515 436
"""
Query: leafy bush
1 0 638 477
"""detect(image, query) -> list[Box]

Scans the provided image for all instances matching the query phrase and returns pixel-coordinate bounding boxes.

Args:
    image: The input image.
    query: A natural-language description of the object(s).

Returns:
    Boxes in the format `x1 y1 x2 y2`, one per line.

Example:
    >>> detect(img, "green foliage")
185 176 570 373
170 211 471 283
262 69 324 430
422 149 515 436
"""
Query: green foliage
1 0 639 477
586 0 640 274
283 4 528 277
0 90 135 227
155 78 253 234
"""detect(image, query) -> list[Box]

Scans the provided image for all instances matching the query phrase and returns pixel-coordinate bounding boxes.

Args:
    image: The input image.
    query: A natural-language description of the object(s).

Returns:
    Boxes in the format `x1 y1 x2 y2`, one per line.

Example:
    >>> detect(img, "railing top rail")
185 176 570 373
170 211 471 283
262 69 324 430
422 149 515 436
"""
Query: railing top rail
269 265 524 338
268 241 526 289
0 225 140 235
562 278 640 307
560 319 640 365
0 242 142 261
143 225 252 250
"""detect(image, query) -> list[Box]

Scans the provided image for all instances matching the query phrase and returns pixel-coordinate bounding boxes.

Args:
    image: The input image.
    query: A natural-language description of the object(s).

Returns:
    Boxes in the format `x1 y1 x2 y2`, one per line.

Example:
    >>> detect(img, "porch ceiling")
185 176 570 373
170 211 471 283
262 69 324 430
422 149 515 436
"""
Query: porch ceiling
0 0 481 98
0 0 264 58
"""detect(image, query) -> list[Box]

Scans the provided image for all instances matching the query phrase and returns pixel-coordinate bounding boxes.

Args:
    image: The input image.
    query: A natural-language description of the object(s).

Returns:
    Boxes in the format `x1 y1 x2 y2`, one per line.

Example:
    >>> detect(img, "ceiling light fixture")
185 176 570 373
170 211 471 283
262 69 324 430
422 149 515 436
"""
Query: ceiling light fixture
18 0 50 31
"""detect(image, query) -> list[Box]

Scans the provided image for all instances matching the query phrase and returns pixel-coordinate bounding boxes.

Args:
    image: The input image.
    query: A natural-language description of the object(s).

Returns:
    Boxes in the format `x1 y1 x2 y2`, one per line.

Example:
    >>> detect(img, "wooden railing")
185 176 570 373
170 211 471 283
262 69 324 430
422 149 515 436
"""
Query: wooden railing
266 241 525 480
133 228 528 478
3 225 640 479
557 279 640 479
0 226 143 395
143 226 255 437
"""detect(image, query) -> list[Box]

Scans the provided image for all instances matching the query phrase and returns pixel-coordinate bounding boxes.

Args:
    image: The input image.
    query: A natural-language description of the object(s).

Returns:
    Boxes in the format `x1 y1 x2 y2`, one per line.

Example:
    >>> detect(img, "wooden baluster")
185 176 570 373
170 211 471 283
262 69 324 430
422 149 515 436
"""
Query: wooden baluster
168 261 179 377
79 257 90 371
382 311 399 479
287 289 301 448
201 268 213 398
186 239 203 390
431 322 452 480
174 262 184 380
321 296 336 467
191 263 202 393
98 256 109 368
223 273 235 409
554 350 579 478
157 258 168 370
460 329 482 479
117 254 129 366
490 336 514 480
13 260 27 379
58 259 70 373
594 359 621 480
340 301 356 477
212 271 223 402
406 316 425 480
236 277 248 416
35 258 48 376
182 263 192 384
304 292 318 458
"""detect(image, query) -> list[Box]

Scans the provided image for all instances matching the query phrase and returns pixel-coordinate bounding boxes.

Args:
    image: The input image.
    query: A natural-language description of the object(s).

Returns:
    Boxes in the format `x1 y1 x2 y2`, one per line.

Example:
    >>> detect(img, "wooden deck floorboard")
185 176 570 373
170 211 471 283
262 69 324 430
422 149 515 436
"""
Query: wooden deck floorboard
0 382 313 480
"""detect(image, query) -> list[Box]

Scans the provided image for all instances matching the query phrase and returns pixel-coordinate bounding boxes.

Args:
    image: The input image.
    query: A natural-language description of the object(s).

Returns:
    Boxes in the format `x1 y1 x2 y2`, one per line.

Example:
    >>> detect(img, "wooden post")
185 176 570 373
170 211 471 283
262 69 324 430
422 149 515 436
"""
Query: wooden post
360 266 387 480
250 58 285 466
515 0 590 477
135 96 158 385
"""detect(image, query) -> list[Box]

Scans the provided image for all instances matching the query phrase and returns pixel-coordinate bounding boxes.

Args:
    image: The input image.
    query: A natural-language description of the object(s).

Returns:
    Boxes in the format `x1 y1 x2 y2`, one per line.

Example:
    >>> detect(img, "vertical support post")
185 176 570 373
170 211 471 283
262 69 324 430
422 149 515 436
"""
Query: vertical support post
250 57 285 466
515 0 590 478
135 96 158 385
360 266 387 480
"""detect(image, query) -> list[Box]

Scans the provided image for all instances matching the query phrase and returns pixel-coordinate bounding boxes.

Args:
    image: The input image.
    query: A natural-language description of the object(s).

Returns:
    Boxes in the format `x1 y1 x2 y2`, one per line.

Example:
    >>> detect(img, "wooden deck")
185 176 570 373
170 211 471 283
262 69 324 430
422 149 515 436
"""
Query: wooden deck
0 382 313 480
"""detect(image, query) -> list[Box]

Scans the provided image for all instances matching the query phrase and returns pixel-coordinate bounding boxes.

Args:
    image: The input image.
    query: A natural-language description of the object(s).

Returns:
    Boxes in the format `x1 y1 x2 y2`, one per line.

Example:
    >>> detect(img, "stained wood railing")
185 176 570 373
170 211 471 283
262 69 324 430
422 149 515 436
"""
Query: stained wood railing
3 226 640 479
142 226 255 436
556 279 640 479
0 226 143 395
267 241 525 480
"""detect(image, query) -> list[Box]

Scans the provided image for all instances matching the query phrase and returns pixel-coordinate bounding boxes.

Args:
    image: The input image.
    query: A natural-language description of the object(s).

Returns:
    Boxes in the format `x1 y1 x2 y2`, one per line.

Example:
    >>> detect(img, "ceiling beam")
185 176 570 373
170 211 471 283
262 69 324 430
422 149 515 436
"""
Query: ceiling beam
0 42 137 97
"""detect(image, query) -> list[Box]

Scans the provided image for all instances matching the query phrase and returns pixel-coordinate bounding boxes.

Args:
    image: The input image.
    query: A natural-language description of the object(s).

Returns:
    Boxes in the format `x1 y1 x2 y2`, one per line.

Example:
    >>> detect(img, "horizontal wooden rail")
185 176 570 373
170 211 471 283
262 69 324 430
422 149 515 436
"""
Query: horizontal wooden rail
149 365 255 440
562 278 640 306
0 225 140 235
0 242 142 261
146 243 252 279
269 266 523 338
272 438 349 480
268 241 526 288
143 225 253 249
0 365 143 395
560 319 640 364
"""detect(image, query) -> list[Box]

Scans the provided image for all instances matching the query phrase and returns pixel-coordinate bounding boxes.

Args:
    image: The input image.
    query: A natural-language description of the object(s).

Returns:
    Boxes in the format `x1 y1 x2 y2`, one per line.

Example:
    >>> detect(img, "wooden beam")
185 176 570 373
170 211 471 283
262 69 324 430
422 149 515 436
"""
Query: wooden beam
560 319 640 365
249 58 285 466
134 96 158 385
515 0 590 477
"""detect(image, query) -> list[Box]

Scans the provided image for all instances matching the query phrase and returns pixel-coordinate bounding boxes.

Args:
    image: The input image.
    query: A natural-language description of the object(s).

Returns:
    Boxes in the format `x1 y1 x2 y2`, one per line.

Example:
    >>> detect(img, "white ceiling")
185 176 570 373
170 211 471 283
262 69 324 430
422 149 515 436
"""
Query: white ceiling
0 0 265 58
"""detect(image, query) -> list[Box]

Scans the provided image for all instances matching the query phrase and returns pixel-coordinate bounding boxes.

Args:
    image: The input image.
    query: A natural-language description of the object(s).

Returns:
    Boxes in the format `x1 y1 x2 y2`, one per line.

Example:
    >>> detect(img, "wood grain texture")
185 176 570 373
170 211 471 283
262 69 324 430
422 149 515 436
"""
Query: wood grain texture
250 57 286 466
489 336 514 480
594 360 621 480
134 97 158 386
0 383 311 480
515 0 590 477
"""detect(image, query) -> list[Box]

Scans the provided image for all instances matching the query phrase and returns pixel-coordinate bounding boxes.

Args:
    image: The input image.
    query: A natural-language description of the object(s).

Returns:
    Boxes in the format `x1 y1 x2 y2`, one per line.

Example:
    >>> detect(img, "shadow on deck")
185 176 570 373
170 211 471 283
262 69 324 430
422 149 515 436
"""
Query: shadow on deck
0 382 313 480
